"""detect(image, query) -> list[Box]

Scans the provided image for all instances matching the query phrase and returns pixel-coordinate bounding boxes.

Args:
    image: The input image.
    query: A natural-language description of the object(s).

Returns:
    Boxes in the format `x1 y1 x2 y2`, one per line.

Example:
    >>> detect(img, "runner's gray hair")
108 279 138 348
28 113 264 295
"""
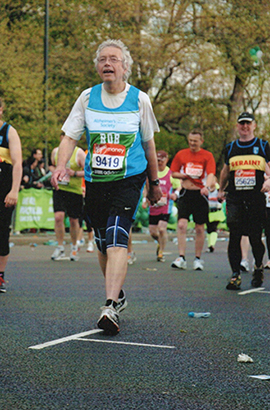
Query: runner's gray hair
94 39 133 81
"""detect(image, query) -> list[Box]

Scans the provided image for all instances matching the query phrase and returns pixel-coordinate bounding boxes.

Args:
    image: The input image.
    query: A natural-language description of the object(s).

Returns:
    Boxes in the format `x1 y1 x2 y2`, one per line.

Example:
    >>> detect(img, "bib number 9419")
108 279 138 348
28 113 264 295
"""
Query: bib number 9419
92 143 125 170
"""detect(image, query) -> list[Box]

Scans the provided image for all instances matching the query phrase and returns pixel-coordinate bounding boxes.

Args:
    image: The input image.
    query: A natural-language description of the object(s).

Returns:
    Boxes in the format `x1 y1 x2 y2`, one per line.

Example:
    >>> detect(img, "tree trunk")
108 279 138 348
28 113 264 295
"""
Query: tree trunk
227 75 245 141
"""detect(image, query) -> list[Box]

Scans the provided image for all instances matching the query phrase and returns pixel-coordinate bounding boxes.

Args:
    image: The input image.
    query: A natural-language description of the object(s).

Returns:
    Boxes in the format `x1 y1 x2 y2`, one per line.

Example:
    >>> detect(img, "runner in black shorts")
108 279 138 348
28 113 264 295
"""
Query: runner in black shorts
51 40 162 335
219 112 270 290
170 130 216 271
50 138 85 262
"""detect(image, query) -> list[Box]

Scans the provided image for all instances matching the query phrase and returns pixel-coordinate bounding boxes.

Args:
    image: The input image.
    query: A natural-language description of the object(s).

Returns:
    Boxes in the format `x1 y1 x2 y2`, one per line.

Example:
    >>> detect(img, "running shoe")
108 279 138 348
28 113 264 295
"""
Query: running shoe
264 260 270 269
251 266 264 288
171 256 187 269
157 253 165 262
77 238 85 248
127 251 137 265
156 243 160 256
87 240 95 253
116 289 128 312
206 246 215 253
0 277 6 293
240 259 250 272
70 248 79 261
193 258 204 271
97 305 120 335
226 273 241 290
51 247 65 261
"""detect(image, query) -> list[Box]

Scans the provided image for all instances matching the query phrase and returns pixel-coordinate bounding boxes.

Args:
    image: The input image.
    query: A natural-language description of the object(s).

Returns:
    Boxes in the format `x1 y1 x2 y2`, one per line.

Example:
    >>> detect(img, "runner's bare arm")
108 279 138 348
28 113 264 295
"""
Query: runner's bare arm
51 136 77 189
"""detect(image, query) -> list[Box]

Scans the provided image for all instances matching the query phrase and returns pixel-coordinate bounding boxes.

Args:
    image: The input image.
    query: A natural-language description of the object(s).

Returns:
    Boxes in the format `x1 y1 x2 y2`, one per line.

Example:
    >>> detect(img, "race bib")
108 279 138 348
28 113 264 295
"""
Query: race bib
235 169 256 190
92 143 126 171
185 163 203 179
155 192 168 207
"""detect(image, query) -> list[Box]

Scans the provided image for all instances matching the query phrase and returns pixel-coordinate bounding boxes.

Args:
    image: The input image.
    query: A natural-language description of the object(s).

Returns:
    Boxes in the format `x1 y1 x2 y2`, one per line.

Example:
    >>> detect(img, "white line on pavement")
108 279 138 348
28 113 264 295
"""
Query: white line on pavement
28 329 176 350
75 337 176 349
28 329 103 350
257 291 270 294
238 288 265 295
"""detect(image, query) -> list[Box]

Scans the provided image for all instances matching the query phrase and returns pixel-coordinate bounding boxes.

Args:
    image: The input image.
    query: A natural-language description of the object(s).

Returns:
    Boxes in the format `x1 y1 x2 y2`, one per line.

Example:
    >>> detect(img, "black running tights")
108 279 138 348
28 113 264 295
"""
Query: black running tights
228 224 265 273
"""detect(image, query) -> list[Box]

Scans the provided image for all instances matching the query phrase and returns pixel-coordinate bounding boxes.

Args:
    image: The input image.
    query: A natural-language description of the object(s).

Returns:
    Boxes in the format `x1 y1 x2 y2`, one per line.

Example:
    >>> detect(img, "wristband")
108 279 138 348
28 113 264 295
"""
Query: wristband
74 171 77 177
174 190 180 198
149 178 159 186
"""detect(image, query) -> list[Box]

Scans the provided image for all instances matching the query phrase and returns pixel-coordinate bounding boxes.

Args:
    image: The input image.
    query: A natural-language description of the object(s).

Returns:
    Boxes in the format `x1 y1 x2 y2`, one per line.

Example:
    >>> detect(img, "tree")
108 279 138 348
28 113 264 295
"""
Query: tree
1 0 270 174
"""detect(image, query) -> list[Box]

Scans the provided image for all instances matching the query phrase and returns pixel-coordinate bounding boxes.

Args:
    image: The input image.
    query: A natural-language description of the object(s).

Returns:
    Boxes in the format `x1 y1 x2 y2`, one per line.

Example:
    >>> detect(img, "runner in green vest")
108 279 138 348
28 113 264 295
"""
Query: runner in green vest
50 132 86 262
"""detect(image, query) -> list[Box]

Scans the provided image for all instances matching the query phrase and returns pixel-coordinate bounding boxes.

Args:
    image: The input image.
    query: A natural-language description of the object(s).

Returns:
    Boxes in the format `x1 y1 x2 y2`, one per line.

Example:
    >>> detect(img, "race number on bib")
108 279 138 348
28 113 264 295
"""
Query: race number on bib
185 163 203 179
235 169 256 190
92 143 126 171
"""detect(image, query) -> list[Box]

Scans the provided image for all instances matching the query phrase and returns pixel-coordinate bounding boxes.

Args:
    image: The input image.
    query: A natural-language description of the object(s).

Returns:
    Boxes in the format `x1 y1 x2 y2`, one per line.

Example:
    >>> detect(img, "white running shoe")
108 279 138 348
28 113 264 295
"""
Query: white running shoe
171 256 187 269
51 247 65 261
97 305 120 335
116 289 128 313
70 247 79 261
193 258 204 271
77 238 85 248
127 251 137 265
240 259 249 272
87 241 95 253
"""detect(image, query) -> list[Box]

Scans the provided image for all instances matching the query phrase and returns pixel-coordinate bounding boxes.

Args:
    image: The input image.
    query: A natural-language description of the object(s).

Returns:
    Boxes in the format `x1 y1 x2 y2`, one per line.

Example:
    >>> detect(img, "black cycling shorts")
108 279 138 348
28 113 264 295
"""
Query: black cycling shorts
85 171 146 230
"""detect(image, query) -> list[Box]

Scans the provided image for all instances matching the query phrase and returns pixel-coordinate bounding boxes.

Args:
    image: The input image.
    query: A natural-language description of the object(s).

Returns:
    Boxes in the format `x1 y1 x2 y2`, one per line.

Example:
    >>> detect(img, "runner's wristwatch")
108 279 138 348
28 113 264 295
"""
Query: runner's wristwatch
149 178 160 186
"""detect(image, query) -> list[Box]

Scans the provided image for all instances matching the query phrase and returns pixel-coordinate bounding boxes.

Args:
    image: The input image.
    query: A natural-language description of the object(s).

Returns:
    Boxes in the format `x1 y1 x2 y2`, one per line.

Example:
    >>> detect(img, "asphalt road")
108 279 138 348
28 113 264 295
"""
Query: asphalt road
1 235 270 410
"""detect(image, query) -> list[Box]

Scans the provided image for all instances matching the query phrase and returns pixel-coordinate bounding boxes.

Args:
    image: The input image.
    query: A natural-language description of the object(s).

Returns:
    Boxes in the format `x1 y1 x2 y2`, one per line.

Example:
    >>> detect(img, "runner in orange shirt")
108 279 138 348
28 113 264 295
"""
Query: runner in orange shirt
170 129 216 270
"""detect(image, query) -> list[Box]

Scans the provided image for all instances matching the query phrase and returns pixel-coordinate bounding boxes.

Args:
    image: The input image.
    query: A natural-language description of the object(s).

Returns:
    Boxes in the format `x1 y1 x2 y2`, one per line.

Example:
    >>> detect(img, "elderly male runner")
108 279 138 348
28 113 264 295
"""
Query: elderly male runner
219 112 270 290
51 39 162 335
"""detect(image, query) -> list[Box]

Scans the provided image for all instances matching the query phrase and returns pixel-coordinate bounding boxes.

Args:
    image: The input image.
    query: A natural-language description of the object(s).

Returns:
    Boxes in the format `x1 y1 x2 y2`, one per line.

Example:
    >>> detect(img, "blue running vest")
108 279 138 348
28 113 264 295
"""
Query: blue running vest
84 84 147 182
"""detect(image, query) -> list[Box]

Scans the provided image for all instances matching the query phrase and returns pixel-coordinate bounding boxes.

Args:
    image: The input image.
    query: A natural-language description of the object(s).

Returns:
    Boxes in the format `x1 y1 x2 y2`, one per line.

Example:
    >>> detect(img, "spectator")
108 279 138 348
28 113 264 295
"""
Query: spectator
21 153 44 189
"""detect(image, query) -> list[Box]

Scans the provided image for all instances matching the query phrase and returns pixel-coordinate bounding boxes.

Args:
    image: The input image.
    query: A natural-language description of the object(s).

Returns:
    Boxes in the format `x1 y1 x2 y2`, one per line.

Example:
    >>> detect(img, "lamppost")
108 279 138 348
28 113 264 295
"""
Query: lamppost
44 0 49 170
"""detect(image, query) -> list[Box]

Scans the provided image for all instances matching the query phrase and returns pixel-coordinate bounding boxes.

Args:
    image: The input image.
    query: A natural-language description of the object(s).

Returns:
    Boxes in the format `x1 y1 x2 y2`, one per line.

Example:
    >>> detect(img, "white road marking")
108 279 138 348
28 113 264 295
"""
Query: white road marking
76 338 176 349
238 288 265 295
28 329 175 350
54 257 70 261
28 329 103 350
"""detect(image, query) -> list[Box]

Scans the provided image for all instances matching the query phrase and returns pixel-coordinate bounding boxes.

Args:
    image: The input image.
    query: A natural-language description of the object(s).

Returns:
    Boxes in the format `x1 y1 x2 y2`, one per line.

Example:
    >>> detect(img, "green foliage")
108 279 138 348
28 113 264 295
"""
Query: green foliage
1 0 270 173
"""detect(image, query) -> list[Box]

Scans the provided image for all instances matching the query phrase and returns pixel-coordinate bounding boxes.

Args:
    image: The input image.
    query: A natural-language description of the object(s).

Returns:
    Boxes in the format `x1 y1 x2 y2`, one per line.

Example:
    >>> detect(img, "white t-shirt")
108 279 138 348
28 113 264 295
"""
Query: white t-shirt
62 83 159 142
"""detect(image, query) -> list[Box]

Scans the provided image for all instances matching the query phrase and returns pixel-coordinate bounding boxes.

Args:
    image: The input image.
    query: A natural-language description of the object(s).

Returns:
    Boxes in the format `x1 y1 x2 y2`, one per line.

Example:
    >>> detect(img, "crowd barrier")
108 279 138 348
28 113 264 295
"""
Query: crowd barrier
14 188 228 232
15 188 55 231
